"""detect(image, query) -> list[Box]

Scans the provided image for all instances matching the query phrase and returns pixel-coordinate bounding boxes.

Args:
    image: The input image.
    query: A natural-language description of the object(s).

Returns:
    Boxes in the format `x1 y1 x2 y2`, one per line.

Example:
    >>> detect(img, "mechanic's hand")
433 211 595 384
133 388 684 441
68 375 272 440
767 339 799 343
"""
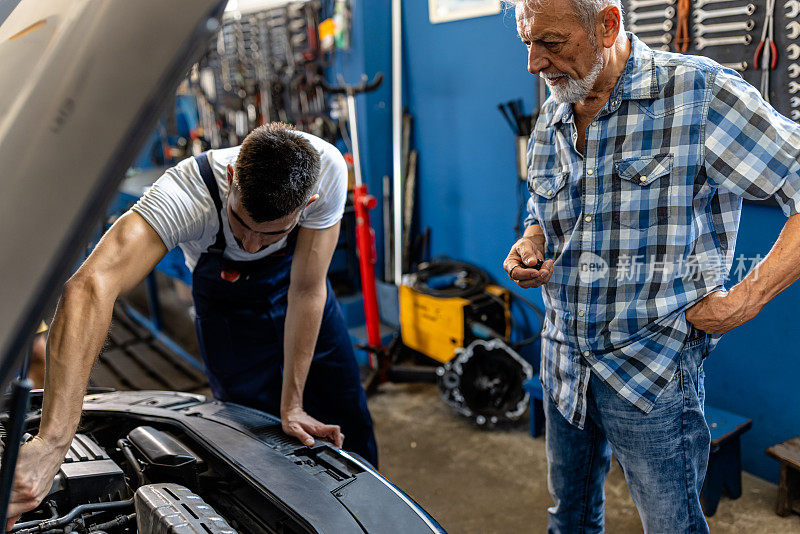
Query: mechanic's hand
6 436 64 531
281 406 344 448
685 286 759 335
503 236 553 289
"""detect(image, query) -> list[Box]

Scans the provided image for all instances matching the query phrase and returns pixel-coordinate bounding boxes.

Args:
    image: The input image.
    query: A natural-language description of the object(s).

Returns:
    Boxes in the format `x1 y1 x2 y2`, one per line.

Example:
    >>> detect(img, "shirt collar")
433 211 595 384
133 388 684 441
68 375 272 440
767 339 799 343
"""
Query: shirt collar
546 32 662 127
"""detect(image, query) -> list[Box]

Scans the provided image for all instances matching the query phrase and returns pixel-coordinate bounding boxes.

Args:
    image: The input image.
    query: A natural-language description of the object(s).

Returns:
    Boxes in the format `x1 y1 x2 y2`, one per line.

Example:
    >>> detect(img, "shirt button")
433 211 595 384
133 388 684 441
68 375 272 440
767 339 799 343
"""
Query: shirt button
578 310 585 317
639 175 647 182
583 350 590 357
584 215 592 222
591 121 598 127
547 189 553 195
572 132 578 140
587 169 594 175
582 264 589 271
612 100 618 106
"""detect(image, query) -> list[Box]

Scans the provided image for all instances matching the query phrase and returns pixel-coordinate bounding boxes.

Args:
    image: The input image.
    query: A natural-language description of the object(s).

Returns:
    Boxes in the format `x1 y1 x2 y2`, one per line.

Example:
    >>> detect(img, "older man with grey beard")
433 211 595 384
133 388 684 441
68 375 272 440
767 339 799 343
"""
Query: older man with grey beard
503 0 800 532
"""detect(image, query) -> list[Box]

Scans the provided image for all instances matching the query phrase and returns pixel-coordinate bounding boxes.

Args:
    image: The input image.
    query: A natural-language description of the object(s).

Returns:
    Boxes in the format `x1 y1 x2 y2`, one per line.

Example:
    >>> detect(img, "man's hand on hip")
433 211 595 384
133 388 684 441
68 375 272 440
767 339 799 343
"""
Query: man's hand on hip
6 436 67 530
281 406 344 448
685 285 760 335
504 235 553 289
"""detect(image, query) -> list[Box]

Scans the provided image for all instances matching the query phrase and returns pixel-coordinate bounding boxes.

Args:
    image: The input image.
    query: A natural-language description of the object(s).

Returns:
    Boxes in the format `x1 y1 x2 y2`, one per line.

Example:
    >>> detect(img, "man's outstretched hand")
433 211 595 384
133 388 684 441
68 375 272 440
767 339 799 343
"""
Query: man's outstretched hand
281 406 344 448
6 436 65 531
504 234 553 289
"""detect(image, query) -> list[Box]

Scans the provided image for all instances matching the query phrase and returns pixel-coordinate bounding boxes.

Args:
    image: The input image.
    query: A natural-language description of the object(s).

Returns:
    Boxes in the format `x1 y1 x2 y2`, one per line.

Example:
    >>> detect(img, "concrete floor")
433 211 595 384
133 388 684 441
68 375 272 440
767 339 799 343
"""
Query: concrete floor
368 382 800 534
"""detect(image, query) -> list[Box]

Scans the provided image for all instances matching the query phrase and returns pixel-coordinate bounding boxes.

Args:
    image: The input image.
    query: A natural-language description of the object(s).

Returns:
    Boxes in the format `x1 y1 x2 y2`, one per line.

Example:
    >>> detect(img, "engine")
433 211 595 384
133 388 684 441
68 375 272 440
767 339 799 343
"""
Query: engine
10 429 234 534
6 390 445 534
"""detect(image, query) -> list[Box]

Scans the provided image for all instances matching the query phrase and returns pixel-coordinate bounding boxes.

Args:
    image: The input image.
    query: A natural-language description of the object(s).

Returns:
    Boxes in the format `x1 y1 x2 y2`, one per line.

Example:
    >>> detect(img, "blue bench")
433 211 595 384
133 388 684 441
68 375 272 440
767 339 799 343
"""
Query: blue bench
523 376 751 517
701 406 752 516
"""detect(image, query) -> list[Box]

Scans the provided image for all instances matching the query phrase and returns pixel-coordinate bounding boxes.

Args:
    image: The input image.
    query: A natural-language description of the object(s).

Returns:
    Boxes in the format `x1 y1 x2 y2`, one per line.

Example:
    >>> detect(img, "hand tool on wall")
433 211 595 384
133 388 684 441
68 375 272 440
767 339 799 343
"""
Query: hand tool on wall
790 80 800 92
631 20 674 32
788 20 800 38
695 34 752 49
694 4 756 22
675 0 691 52
694 19 755 35
787 0 800 18
721 61 749 71
789 63 800 77
641 32 674 46
755 0 777 101
789 43 800 59
629 0 675 9
630 6 676 22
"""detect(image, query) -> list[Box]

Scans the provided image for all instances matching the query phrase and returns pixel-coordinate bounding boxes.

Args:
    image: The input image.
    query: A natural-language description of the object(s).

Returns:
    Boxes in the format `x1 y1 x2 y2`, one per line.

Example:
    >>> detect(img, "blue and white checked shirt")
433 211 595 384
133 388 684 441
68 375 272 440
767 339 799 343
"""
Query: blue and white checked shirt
526 33 800 428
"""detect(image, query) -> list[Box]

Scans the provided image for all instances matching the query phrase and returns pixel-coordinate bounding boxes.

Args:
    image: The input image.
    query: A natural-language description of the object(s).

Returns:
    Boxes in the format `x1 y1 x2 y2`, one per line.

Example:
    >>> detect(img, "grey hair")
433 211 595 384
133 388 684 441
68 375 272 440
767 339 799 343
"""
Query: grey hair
503 0 625 37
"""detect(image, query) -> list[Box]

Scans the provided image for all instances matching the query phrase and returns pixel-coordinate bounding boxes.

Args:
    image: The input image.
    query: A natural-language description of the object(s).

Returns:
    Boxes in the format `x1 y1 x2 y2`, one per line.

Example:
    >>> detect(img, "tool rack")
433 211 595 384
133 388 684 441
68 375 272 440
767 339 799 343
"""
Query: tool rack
625 0 800 122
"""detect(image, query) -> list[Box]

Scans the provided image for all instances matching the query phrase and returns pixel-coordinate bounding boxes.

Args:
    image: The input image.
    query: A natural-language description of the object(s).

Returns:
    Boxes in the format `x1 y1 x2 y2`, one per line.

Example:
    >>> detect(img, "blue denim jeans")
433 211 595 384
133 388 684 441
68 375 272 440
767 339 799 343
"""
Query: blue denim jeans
545 331 710 533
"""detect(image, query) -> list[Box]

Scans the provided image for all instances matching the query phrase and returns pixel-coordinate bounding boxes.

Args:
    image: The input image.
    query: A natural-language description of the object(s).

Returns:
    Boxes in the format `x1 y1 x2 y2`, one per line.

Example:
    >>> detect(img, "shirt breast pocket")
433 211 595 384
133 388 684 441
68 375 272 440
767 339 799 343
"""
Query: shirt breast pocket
612 153 674 230
527 168 574 244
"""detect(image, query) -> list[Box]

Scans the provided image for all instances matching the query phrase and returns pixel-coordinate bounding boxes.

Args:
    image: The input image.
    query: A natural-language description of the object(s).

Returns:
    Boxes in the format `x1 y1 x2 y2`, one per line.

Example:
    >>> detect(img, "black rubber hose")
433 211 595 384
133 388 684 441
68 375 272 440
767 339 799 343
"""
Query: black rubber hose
117 439 145 488
10 501 59 532
88 513 135 532
406 260 489 298
15 500 132 533
509 291 546 348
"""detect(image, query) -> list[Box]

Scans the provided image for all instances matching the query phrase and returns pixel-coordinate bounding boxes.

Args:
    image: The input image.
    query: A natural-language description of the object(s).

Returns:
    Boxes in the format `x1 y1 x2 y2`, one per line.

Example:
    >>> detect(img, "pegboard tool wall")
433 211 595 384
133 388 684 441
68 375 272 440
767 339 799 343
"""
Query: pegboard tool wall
624 0 800 122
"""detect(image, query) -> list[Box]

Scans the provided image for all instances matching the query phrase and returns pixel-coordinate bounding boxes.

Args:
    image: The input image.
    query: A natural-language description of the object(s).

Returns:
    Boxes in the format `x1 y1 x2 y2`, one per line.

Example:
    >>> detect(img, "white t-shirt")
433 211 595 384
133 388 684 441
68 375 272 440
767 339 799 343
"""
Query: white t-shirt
132 131 347 272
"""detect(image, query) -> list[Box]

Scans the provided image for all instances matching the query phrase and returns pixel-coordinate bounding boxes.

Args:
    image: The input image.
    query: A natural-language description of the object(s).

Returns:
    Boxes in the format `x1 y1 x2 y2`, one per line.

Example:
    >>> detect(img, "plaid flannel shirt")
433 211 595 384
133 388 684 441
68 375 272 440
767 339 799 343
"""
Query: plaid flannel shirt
526 33 800 428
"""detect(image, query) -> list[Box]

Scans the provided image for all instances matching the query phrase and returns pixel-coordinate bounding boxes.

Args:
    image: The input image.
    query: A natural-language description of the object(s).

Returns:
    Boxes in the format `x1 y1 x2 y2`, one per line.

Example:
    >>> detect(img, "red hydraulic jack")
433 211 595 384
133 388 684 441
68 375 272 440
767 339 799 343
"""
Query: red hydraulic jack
319 74 386 380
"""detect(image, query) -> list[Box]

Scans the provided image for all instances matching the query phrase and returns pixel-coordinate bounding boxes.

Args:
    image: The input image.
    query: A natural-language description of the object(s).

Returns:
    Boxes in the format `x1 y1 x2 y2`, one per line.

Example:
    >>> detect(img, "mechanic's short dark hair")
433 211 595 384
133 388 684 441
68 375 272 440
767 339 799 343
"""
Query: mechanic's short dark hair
233 123 320 222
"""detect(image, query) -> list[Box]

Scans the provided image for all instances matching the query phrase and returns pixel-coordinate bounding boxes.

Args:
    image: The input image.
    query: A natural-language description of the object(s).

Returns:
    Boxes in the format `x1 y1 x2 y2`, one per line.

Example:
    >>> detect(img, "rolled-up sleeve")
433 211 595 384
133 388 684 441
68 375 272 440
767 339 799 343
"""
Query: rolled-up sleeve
704 69 800 217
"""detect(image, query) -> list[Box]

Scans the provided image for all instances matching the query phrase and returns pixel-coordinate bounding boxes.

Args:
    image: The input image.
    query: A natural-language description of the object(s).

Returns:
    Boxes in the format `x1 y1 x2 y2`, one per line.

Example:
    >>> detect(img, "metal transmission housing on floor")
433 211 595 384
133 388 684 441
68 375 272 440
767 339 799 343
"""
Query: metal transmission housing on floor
437 338 533 427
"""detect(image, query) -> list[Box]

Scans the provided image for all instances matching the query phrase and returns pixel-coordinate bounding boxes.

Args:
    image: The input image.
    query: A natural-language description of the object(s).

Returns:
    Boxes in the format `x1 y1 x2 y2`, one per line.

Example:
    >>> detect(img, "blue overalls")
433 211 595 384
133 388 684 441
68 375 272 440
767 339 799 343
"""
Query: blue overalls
190 153 378 467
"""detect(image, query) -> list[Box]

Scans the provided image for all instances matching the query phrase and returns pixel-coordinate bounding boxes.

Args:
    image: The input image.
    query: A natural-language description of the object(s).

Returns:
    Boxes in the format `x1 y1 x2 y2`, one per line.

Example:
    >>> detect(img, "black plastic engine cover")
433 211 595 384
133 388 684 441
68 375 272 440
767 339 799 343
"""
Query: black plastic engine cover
50 433 125 508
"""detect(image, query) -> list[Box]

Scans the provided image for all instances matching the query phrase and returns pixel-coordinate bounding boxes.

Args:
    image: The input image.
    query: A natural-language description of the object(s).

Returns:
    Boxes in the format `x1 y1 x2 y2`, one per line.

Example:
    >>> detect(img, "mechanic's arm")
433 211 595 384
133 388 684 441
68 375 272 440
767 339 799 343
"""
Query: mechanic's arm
686 68 800 335
686 214 800 334
7 212 167 527
280 222 344 448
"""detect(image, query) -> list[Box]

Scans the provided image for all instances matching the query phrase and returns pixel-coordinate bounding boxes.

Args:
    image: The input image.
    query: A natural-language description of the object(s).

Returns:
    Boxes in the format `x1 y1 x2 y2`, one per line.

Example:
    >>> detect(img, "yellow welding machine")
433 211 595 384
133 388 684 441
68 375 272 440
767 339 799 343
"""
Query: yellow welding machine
399 283 510 364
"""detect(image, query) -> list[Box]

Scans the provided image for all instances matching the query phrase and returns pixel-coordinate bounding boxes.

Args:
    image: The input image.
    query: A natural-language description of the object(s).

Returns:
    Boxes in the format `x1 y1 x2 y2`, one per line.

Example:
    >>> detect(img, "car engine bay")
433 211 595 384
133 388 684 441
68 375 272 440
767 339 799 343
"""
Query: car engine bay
5 390 444 534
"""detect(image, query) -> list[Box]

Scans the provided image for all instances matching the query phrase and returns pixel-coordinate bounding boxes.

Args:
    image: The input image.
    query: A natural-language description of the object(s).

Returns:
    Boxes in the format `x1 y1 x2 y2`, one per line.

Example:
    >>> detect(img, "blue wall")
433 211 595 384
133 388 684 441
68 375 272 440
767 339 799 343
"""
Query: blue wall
341 2 798 484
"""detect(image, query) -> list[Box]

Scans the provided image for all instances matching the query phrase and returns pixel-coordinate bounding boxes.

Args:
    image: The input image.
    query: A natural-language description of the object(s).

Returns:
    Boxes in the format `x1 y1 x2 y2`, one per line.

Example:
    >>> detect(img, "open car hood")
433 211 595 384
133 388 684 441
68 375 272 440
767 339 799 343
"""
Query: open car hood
0 0 227 390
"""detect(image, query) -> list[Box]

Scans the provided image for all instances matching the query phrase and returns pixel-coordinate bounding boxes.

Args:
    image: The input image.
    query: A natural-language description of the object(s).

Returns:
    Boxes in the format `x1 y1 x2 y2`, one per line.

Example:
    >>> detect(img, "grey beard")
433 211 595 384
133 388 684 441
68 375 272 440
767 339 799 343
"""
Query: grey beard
543 51 605 104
